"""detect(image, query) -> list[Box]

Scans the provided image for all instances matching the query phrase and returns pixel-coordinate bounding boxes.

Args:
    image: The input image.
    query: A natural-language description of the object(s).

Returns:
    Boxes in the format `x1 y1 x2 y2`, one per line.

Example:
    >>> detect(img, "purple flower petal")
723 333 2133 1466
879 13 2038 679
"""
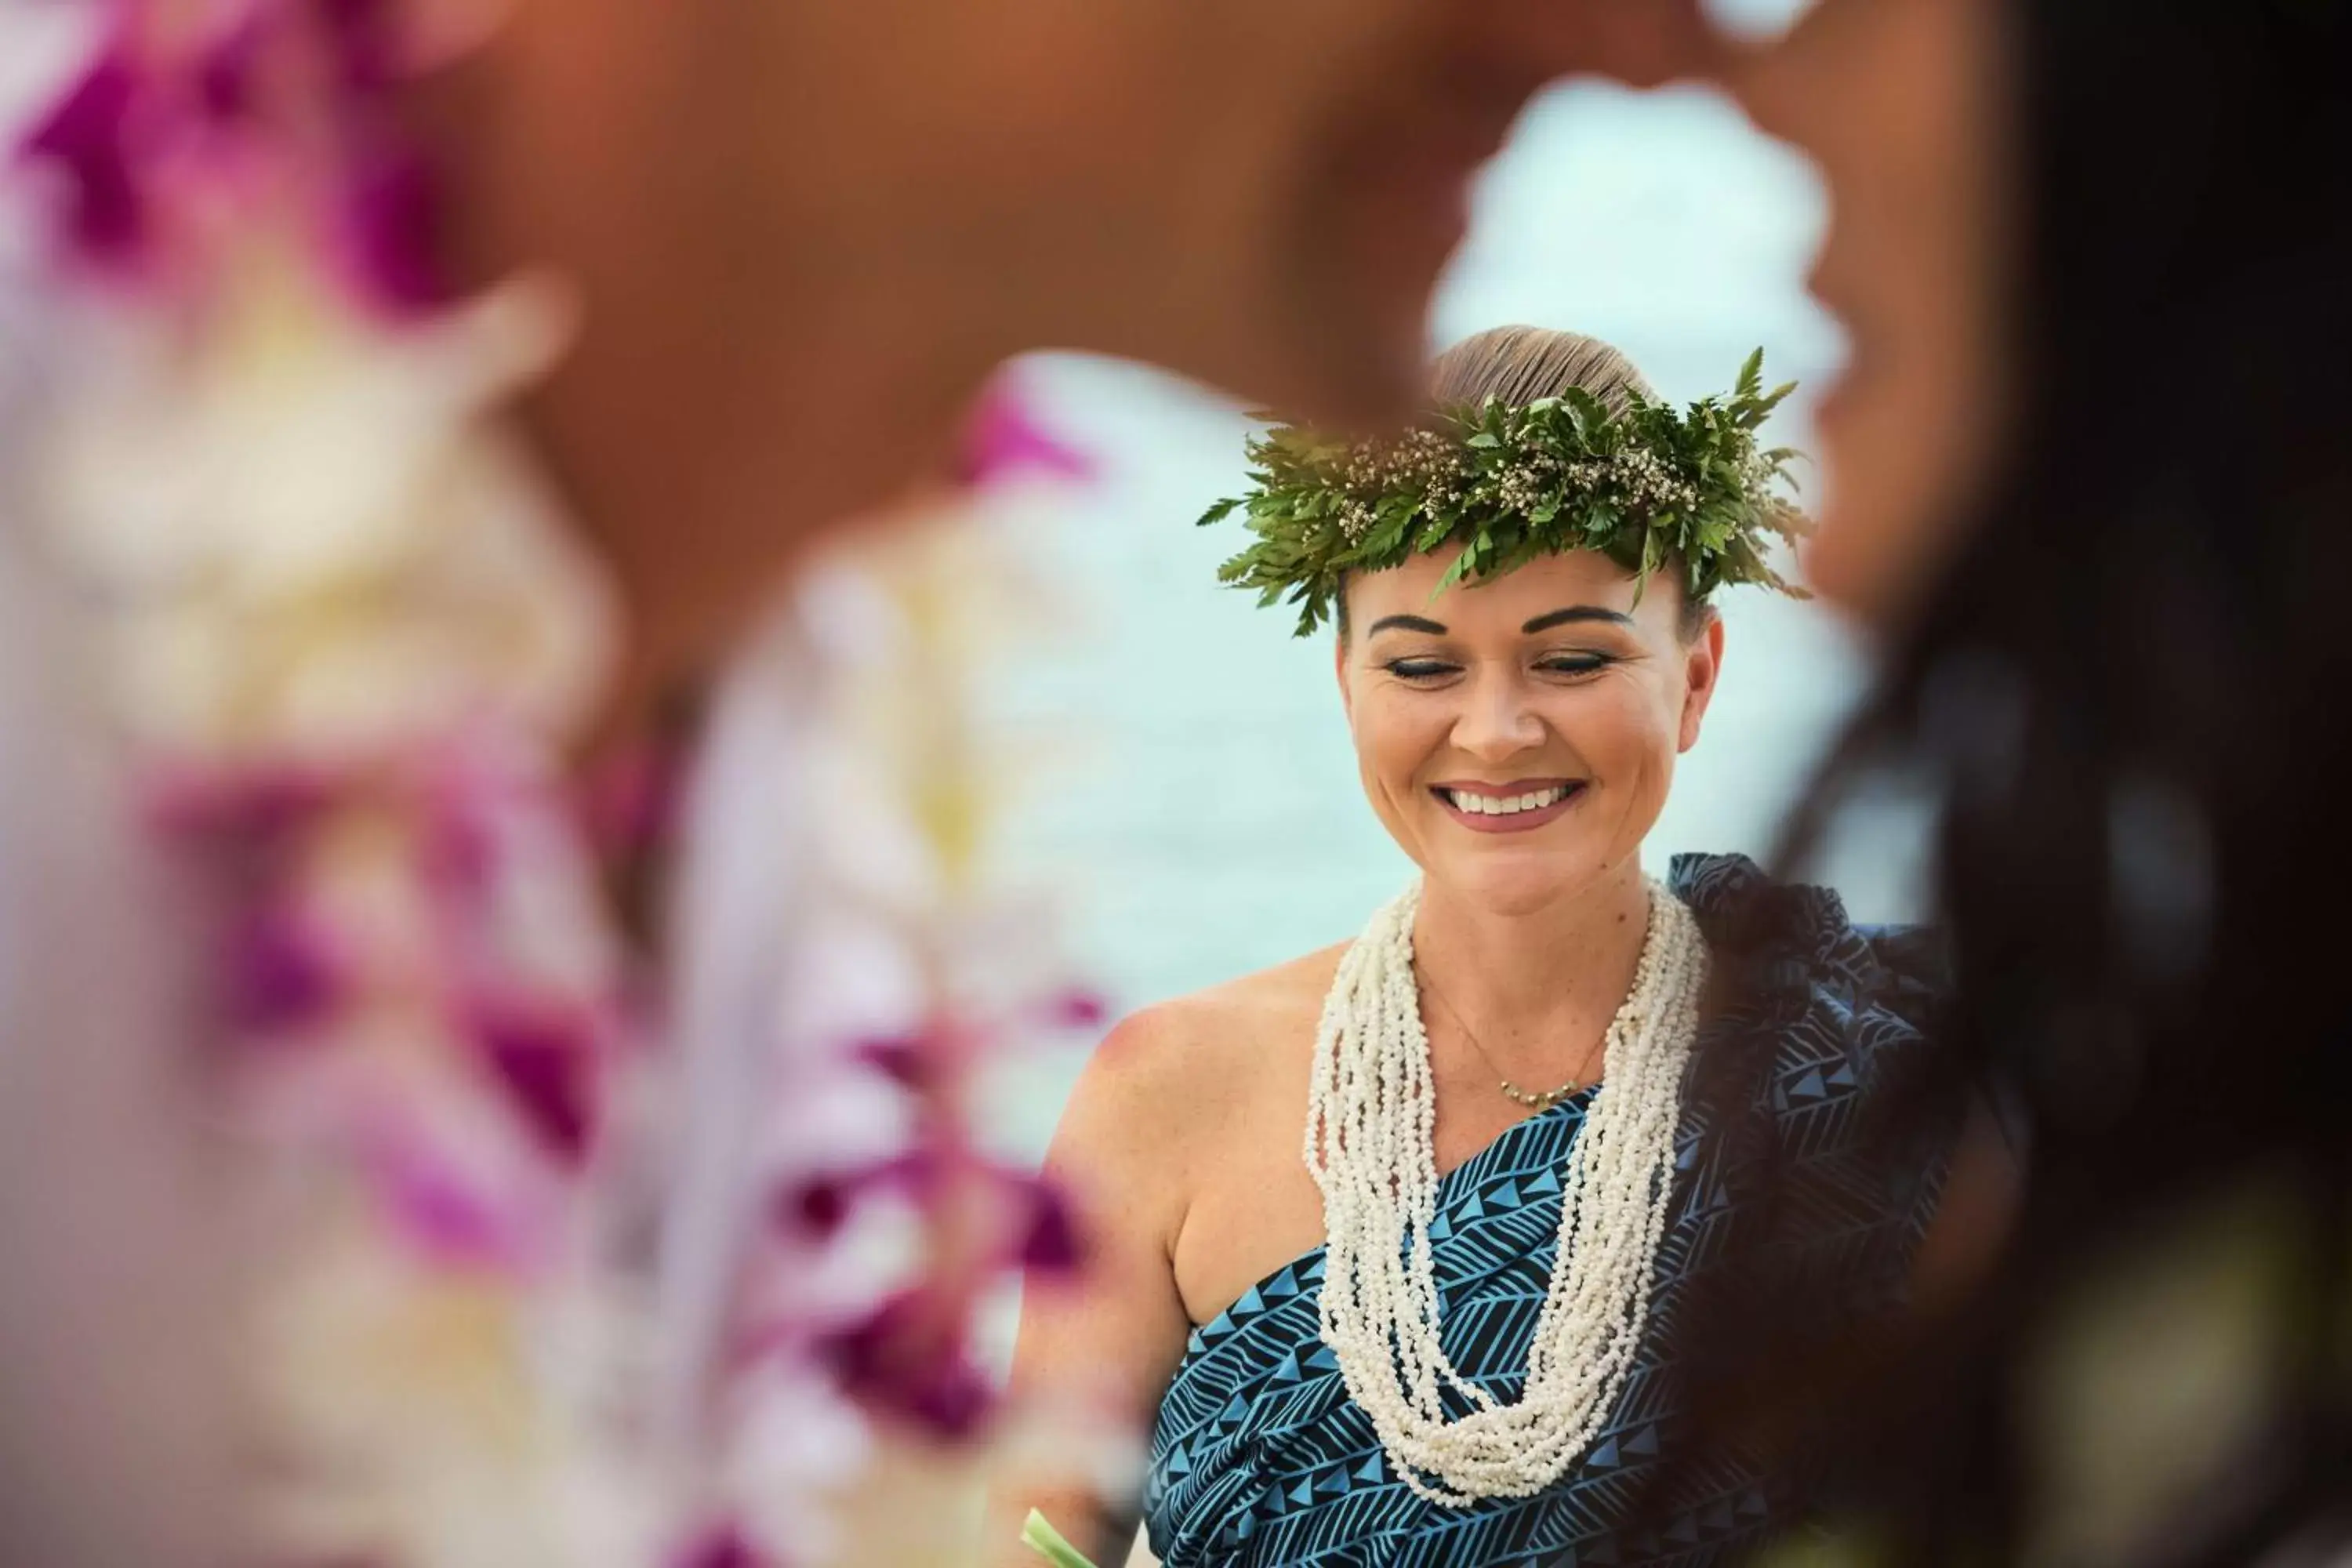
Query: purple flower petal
197 20 263 125
884 1149 944 1192
315 0 402 94
1018 1179 1085 1277
380 1153 524 1269
955 380 1096 488
150 766 336 848
820 1292 996 1442
420 806 495 902
671 1523 771 1568
341 143 449 314
779 1174 854 1240
903 1365 992 1443
853 1032 931 1090
474 1005 597 1164
20 49 147 264
1045 988 1110 1031
773 1152 942 1242
227 909 345 1034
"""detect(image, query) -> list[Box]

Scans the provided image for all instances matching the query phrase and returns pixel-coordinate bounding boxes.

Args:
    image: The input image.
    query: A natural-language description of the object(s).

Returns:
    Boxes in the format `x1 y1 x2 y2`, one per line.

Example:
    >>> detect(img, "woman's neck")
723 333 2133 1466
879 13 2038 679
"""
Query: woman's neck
1410 859 1655 1081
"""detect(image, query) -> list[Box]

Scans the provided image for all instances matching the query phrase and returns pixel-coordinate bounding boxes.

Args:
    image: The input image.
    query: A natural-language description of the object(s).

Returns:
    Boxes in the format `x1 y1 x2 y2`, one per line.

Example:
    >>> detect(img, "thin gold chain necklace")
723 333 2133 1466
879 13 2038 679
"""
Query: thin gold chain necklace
1414 962 1606 1112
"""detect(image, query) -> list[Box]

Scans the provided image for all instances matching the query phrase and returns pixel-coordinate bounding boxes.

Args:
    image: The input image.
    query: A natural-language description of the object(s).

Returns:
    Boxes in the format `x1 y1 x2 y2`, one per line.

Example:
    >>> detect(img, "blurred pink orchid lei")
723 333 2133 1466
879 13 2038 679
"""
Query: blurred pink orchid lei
13 2 1105 1563
663 507 1117 1566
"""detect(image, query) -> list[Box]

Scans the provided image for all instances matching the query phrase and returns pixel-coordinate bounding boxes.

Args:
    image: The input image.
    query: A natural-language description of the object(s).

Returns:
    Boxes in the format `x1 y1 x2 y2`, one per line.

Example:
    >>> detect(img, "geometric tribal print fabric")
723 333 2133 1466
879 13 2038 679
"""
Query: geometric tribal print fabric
1145 855 1950 1567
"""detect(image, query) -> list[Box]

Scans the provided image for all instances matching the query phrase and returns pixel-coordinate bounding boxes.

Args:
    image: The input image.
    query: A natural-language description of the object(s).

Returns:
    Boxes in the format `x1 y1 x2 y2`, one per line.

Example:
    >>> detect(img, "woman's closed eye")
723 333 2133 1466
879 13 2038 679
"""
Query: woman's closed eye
1379 652 1620 683
1535 652 1618 678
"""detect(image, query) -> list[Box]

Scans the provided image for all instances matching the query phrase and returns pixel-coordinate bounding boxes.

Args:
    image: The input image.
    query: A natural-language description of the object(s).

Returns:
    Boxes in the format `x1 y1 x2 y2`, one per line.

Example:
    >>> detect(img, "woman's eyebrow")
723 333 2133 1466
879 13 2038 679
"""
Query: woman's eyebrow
1523 606 1633 634
1367 614 1450 637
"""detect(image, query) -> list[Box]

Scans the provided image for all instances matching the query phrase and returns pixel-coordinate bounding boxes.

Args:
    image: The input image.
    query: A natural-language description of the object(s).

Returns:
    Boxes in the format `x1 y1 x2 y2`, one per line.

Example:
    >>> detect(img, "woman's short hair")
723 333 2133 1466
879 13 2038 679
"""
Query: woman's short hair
1338 325 1711 642
1428 325 1658 416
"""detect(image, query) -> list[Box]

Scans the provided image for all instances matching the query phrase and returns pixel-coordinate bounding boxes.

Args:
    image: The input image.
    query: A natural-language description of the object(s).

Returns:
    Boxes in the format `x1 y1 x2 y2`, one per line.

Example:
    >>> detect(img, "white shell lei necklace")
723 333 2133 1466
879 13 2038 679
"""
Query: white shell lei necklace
1304 877 1708 1506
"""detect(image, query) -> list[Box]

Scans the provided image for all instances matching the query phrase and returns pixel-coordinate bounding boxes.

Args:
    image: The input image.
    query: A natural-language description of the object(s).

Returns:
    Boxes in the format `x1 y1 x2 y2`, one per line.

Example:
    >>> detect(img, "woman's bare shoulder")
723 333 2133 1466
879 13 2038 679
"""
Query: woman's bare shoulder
1097 946 1342 1089
1049 945 1346 1181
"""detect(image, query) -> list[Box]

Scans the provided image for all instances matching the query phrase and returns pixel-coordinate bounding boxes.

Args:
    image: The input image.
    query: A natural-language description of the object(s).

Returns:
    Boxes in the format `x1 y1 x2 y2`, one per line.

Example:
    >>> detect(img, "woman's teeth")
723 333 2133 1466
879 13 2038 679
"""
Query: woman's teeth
1436 785 1574 817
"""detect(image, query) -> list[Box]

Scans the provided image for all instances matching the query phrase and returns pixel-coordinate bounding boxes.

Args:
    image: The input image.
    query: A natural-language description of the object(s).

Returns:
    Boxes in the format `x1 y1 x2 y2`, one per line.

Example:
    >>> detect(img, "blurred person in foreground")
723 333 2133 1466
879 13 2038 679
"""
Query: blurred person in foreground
0 2 1732 1563
442 0 1734 741
1648 2 2352 1563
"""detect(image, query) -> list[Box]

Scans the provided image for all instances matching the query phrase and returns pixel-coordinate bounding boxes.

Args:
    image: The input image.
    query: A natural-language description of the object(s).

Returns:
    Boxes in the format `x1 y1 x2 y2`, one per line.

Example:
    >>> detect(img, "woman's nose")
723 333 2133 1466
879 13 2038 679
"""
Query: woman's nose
1717 0 1839 151
1451 672 1546 761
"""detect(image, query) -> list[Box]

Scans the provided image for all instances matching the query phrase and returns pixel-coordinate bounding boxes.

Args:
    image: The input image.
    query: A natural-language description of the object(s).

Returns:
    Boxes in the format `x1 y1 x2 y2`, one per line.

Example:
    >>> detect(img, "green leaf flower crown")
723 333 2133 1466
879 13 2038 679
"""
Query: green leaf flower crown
1199 349 1813 637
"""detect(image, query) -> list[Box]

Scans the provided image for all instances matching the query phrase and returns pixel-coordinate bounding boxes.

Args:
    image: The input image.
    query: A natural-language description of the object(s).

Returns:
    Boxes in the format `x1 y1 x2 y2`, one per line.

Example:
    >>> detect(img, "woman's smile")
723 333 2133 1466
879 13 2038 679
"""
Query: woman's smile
1430 779 1587 833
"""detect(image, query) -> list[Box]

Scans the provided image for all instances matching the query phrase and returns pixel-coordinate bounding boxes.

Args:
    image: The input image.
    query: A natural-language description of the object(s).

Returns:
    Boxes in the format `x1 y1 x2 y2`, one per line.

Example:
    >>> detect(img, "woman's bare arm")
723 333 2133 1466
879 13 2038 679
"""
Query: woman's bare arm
984 1009 1203 1568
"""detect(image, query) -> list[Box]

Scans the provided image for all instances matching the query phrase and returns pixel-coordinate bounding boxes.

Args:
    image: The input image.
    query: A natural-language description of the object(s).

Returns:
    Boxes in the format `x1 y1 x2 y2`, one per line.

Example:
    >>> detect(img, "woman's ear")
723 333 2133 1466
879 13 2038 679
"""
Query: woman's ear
1334 629 1354 722
1679 612 1726 753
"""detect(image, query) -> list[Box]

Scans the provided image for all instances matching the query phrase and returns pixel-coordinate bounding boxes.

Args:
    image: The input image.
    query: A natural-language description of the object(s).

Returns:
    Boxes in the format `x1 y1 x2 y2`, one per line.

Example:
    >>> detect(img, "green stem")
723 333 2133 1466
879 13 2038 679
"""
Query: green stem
1022 1509 1102 1568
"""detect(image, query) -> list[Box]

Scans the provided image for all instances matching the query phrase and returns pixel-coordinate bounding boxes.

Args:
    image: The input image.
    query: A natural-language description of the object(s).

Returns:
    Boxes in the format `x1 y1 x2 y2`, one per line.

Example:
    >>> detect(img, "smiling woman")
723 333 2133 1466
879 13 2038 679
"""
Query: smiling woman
989 328 1961 1568
1339 548 1719 923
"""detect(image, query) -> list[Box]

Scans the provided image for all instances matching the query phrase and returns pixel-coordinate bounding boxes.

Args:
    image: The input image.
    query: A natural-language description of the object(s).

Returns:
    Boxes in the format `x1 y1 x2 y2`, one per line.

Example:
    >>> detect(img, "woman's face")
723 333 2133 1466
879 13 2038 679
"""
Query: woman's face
1728 0 2014 632
1338 550 1722 916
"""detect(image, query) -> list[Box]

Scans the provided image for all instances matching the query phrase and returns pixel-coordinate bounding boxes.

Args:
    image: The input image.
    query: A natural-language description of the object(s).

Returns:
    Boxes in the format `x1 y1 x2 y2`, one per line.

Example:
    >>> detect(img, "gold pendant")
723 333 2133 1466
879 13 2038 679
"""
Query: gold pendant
1501 1080 1579 1111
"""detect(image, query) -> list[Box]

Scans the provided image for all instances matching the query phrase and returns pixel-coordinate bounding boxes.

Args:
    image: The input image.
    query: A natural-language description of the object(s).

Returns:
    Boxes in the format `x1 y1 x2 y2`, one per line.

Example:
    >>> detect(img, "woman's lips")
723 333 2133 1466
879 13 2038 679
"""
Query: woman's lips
1430 781 1587 836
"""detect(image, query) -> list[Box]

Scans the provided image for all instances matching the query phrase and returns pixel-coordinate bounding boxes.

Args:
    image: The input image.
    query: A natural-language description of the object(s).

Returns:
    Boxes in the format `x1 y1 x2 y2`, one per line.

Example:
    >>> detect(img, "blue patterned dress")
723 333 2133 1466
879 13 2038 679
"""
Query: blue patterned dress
1142 855 1950 1568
